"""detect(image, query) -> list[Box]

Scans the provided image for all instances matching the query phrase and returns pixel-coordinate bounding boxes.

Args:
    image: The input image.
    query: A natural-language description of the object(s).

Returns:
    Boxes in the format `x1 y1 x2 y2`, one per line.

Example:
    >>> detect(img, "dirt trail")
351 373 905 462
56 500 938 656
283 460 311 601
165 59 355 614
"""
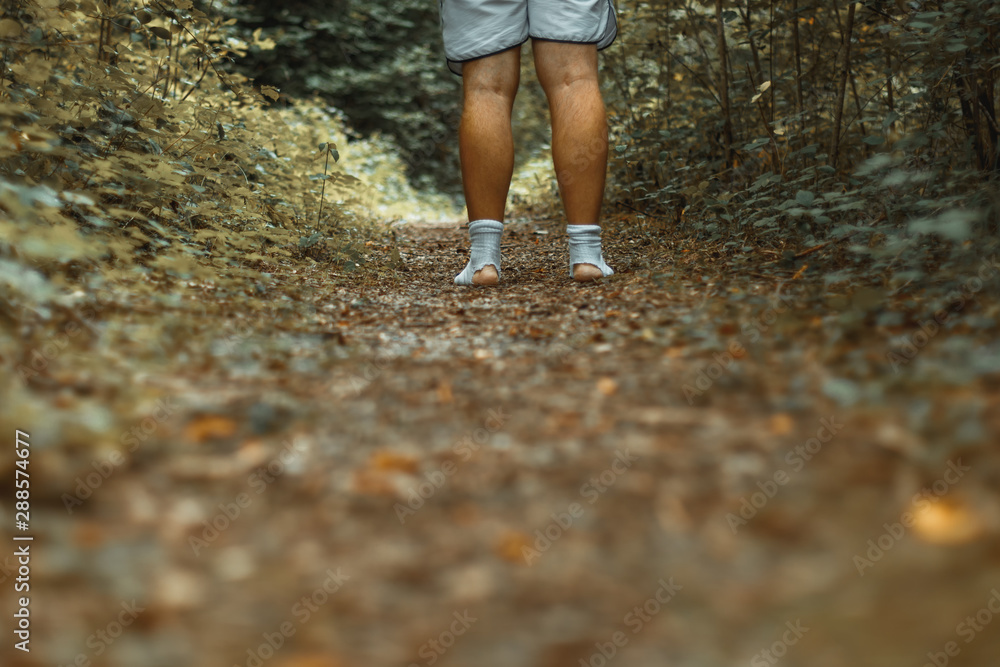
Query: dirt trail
3 218 999 667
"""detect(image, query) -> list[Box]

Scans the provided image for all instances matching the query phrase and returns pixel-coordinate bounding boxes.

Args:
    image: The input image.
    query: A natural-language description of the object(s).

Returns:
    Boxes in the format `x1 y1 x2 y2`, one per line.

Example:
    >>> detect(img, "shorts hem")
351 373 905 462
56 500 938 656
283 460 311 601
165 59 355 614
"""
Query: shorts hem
447 38 530 76
532 1 618 52
528 35 616 51
442 0 618 75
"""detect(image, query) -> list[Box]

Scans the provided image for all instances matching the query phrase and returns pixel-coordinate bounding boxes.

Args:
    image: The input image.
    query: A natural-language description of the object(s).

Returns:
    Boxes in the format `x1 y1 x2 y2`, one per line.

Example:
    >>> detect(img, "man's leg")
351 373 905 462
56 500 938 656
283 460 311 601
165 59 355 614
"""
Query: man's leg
457 47 521 286
533 41 612 282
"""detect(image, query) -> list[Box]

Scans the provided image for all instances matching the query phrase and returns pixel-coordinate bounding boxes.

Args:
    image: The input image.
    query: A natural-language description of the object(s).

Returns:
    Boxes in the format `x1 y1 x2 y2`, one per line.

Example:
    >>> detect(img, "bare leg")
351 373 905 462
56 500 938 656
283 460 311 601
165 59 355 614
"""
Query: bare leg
459 47 521 285
533 41 609 282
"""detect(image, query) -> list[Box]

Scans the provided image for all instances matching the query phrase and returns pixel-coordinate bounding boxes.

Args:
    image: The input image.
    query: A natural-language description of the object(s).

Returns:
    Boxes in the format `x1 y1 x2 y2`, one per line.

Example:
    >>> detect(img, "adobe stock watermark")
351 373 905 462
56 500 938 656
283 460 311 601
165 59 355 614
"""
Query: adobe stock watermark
61 397 177 513
750 620 809 666
15 295 111 384
14 278 149 385
887 255 1000 372
683 290 799 404
17 319 90 384
337 20 389 65
549 320 600 362
190 437 307 556
348 340 407 396
521 448 639 565
556 135 609 188
56 600 145 667
394 407 510 524
853 459 970 576
232 568 350 667
682 339 747 405
922 588 1000 667
579 577 682 667
407 610 478 667
726 416 844 534
213 315 263 356
402 106 463 172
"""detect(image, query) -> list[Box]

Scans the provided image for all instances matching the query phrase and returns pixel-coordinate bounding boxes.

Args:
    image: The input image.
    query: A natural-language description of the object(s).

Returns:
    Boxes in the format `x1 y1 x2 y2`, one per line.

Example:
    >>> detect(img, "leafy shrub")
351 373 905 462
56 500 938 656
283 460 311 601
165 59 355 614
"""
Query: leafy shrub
218 0 465 194
0 0 396 327
599 0 1000 279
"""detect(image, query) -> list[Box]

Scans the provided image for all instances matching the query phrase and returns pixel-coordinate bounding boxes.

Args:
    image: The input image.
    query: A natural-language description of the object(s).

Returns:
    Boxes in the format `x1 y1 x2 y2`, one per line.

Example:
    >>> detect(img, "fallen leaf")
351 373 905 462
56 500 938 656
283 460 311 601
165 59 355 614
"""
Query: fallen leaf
352 470 399 497
597 377 618 396
495 531 533 564
768 413 794 436
274 656 342 667
184 415 238 443
73 521 106 548
370 450 419 474
913 501 984 545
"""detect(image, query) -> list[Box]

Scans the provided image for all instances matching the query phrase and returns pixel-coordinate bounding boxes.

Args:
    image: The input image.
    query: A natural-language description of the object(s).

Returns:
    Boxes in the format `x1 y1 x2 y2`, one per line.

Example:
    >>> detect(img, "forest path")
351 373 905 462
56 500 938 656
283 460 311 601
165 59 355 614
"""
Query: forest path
7 217 999 667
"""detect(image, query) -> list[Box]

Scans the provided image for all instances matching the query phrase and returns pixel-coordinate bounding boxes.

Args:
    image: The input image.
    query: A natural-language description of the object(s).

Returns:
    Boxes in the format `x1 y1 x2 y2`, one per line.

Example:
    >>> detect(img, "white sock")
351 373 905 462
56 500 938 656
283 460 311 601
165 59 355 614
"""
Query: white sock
567 224 614 277
454 219 504 285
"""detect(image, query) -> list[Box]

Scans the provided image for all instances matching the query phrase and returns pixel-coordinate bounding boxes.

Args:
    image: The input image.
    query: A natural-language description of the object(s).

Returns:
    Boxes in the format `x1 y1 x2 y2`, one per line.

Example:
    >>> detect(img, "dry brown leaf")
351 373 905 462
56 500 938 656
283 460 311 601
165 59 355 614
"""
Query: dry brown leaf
0 18 22 38
183 415 238 443
370 450 419 474
437 380 454 404
352 469 398 497
768 413 794 436
73 521 106 549
914 501 984 545
274 656 342 667
596 377 618 396
495 531 533 564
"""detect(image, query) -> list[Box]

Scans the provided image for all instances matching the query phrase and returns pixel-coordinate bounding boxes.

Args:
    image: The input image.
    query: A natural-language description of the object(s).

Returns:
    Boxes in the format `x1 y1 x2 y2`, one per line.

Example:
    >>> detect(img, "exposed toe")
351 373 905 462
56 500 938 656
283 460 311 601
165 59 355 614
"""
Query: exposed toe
472 264 499 286
572 263 605 282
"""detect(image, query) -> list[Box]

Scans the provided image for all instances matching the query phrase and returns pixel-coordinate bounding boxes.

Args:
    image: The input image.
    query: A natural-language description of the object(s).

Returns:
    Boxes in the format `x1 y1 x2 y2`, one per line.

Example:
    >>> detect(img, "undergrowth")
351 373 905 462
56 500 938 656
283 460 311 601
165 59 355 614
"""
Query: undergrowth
0 0 414 329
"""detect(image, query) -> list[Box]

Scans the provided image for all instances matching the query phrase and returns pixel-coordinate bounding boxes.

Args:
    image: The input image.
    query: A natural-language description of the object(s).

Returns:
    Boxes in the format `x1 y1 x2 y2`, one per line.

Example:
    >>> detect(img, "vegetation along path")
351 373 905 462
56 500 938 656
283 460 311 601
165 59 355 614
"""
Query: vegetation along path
3 1 1000 665
4 215 999 667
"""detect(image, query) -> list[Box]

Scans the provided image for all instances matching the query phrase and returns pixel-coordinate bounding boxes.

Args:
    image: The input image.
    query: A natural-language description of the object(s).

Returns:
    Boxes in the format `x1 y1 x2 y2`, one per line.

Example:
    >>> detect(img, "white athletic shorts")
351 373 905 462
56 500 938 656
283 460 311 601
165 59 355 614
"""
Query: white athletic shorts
439 0 617 75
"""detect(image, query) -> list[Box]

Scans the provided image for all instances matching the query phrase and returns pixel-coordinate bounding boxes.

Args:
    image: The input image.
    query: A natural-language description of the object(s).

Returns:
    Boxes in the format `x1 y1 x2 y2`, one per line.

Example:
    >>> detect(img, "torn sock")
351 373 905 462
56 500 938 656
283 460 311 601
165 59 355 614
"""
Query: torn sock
567 224 614 278
454 219 504 285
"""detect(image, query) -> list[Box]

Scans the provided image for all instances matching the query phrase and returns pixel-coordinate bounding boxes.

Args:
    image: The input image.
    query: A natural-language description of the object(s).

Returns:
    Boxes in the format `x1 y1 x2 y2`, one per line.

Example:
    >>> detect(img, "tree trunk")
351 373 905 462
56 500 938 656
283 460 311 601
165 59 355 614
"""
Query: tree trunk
956 54 1000 172
742 0 765 86
792 0 804 126
885 45 894 116
830 0 856 171
768 0 776 123
716 0 734 171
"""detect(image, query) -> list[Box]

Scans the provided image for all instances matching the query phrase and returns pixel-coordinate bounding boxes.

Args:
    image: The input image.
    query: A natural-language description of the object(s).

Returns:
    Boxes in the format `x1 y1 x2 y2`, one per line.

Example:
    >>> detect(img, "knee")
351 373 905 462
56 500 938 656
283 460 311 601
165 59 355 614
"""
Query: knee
464 75 519 105
540 68 599 100
463 53 520 104
535 44 600 98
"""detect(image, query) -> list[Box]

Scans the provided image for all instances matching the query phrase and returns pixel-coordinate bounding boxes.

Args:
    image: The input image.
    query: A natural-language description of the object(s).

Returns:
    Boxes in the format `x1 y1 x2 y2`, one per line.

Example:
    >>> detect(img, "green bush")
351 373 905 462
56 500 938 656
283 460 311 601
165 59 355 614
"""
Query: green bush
220 0 464 195
600 0 1000 278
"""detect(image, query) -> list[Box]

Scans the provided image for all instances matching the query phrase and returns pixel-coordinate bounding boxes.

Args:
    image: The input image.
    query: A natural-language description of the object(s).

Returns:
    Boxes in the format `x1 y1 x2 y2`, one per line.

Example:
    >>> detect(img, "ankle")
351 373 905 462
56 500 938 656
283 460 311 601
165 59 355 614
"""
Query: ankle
455 220 504 286
567 224 614 279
